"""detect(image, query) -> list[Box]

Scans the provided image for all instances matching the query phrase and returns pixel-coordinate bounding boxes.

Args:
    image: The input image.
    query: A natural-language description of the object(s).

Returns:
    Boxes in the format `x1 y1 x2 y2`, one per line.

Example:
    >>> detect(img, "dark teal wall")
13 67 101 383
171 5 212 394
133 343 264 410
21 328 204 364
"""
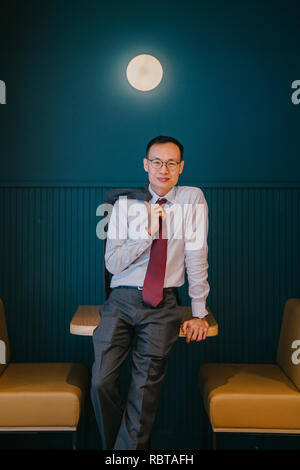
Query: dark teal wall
0 0 300 450
1 0 300 183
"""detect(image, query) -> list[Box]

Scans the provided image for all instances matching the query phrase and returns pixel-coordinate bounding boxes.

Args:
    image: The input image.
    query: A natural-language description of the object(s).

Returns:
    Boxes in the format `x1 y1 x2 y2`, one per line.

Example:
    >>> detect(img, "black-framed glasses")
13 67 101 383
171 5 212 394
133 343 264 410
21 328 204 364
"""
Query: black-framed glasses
147 158 181 171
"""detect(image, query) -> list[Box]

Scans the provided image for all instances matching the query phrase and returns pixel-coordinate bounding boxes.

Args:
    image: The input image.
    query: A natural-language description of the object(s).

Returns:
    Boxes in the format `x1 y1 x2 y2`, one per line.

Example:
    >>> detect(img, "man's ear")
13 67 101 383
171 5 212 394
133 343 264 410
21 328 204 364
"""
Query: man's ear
179 160 184 174
143 158 149 173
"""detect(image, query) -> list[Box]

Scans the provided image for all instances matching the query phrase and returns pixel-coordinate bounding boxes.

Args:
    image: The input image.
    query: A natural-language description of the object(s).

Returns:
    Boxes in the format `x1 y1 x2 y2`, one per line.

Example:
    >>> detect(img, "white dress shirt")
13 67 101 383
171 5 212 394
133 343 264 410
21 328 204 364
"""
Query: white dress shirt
105 184 210 318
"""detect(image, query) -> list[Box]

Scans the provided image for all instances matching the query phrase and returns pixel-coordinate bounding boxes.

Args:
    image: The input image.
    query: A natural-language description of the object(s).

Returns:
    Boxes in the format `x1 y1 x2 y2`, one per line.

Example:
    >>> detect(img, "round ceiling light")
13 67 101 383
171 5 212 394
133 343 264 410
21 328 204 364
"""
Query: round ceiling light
126 54 163 91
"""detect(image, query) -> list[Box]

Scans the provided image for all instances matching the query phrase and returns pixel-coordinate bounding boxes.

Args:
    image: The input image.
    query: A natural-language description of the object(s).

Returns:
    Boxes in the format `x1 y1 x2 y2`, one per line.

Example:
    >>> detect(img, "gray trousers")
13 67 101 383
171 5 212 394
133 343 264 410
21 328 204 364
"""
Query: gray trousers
90 286 182 450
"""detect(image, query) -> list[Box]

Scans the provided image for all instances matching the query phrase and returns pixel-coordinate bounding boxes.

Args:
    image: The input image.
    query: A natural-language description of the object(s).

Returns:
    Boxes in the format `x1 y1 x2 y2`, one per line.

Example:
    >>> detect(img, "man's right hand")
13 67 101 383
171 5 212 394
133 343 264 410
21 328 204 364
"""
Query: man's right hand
144 201 166 238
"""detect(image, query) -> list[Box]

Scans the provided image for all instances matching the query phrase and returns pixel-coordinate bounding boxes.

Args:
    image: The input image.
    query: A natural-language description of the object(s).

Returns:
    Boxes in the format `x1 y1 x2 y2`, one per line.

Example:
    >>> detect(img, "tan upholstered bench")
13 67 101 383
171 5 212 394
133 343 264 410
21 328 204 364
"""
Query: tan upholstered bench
198 298 300 449
0 299 90 449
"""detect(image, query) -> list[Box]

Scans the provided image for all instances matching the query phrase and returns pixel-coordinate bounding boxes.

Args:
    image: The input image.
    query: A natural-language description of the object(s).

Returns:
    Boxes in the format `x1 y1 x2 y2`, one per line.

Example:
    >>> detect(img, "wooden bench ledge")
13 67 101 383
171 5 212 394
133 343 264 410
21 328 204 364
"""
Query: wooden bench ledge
70 305 218 338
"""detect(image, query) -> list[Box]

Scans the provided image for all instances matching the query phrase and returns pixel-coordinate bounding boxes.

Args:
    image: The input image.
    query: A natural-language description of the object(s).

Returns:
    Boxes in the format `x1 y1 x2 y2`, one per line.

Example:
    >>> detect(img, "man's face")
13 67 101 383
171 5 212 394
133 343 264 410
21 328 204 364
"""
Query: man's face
143 142 184 196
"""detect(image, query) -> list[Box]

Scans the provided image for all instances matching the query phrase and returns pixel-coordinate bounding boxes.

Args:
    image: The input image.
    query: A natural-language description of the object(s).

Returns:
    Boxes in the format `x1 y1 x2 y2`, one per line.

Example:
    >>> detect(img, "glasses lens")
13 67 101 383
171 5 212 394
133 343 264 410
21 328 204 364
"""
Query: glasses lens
167 162 178 170
151 159 162 168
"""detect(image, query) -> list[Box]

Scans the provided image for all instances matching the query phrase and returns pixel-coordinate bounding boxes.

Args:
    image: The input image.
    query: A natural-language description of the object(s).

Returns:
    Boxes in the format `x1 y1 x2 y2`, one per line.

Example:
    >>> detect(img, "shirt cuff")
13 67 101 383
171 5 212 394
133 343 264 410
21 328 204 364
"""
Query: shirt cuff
191 300 209 319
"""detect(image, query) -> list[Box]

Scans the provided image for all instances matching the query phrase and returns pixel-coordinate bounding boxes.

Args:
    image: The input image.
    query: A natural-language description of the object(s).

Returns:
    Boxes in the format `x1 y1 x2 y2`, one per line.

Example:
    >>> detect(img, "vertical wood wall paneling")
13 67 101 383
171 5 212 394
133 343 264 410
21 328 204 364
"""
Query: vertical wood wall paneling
0 184 299 448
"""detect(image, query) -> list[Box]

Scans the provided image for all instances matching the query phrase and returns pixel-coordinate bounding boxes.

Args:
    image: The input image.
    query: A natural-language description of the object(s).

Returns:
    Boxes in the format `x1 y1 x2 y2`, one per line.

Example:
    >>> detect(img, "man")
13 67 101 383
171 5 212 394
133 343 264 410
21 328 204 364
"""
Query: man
91 136 210 450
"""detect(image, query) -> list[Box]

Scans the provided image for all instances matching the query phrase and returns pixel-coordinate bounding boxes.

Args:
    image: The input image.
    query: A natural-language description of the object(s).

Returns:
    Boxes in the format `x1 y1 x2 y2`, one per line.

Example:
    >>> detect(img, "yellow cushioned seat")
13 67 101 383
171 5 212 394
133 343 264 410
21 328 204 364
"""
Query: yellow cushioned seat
199 363 300 431
199 298 300 441
0 362 89 428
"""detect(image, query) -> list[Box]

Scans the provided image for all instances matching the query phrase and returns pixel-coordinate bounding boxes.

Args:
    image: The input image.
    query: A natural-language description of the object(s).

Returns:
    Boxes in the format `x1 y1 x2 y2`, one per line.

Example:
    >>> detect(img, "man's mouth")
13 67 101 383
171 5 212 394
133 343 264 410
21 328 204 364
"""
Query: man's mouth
157 178 169 182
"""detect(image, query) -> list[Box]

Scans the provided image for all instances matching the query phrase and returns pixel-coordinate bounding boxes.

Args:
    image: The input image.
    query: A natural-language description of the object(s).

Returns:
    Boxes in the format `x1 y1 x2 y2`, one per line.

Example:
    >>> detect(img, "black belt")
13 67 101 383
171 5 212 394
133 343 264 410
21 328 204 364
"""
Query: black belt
112 286 175 292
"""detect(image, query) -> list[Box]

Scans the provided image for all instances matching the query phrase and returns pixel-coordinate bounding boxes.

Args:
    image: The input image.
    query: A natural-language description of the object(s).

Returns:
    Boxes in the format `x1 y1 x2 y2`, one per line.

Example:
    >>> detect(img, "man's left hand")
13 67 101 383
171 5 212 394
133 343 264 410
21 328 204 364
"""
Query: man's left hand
182 318 209 343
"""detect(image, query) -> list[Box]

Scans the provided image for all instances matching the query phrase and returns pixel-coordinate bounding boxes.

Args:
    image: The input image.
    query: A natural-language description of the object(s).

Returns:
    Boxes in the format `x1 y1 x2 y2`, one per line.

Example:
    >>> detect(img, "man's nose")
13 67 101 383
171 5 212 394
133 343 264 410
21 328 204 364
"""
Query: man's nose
160 163 169 173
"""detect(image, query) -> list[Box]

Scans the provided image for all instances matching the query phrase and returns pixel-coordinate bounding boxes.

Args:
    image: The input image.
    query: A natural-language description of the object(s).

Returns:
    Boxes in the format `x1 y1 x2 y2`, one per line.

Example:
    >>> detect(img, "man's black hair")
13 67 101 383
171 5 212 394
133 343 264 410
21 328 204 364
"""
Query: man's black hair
146 135 184 161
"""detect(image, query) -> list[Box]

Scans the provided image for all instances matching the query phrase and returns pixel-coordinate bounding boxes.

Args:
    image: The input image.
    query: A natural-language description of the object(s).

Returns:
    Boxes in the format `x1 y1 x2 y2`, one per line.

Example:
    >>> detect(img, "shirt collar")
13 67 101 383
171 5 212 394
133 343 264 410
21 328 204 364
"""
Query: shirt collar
148 183 176 204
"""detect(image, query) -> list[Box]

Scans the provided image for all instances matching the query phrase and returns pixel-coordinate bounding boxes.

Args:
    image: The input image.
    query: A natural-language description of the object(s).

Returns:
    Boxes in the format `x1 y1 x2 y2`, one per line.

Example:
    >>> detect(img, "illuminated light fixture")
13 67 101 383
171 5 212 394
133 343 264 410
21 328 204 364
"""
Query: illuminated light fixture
126 54 163 91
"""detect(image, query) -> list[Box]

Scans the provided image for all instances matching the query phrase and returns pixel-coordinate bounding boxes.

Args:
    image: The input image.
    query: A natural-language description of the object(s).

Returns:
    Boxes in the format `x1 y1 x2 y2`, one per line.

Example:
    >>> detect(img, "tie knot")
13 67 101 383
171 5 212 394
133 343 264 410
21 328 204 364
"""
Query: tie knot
156 198 167 206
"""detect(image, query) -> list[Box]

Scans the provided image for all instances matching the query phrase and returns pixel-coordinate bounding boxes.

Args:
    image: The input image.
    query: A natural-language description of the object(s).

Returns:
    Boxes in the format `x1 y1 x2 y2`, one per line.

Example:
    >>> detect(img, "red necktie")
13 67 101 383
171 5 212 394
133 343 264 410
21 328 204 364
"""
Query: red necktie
142 198 168 307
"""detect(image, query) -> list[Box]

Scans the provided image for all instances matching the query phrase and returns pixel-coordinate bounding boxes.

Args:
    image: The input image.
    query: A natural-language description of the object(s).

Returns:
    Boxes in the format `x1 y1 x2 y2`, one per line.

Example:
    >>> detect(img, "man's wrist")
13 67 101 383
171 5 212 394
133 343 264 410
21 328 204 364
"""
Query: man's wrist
192 315 208 320
191 300 208 318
